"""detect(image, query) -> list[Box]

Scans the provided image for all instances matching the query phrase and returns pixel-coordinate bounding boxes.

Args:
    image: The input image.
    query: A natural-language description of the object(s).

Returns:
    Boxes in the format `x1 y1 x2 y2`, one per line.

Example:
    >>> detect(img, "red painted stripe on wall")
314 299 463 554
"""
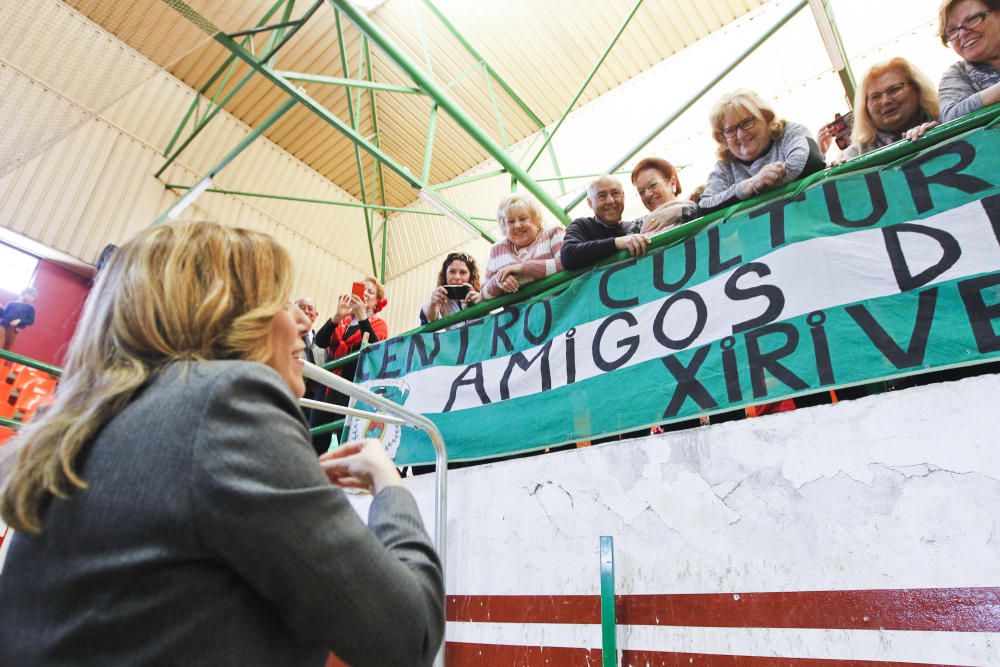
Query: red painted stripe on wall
447 594 600 624
446 642 601 666
620 650 967 667
447 587 1000 632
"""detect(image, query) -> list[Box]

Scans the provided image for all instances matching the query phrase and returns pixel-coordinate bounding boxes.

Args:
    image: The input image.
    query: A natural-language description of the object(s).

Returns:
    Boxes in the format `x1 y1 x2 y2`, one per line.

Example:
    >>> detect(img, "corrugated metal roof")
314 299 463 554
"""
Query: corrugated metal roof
55 0 767 210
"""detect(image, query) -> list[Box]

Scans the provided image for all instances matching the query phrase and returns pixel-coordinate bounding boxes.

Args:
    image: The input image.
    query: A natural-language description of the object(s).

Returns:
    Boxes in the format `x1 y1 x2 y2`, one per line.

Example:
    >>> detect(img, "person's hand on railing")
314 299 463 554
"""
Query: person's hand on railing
614 233 650 257
319 439 404 495
640 200 695 234
904 120 940 142
742 161 785 198
496 265 522 293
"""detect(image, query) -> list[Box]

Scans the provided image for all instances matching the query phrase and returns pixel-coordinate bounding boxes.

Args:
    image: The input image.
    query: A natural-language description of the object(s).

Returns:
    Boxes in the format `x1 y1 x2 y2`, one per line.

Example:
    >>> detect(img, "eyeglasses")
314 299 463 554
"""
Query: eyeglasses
866 81 909 105
722 116 757 139
944 10 991 43
636 179 668 198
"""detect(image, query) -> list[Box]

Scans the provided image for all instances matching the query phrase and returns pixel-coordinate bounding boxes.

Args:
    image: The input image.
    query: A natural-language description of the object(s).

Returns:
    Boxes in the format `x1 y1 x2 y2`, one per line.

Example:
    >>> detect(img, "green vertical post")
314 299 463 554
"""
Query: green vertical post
809 0 856 105
600 535 617 667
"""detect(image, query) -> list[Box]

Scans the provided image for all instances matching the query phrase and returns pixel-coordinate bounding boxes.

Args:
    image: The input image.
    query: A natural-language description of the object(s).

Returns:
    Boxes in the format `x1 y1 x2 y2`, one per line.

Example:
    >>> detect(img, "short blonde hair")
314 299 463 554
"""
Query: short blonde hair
496 193 544 240
1 221 292 533
852 58 940 147
708 89 787 162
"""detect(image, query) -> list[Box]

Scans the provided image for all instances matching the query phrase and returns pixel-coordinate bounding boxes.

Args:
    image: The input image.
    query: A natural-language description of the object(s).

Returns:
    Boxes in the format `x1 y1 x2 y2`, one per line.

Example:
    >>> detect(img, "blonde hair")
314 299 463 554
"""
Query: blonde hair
709 89 787 162
496 193 544 240
1 221 292 533
852 58 940 147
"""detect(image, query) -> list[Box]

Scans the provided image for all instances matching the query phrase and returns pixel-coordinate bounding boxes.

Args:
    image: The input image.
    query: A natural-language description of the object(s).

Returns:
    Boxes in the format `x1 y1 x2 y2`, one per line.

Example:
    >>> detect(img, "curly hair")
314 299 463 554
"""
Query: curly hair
436 252 481 290
708 89 787 162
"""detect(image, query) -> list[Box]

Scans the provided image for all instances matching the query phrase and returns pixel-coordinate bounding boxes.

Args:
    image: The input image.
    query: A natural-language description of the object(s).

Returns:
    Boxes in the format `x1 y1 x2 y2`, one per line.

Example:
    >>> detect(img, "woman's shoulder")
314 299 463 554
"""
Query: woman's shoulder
155 360 292 403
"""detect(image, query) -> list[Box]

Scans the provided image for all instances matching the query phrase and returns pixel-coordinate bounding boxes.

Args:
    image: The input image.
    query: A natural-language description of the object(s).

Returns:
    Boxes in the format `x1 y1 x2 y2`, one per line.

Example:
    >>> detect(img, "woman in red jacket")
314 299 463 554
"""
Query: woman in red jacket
310 276 388 453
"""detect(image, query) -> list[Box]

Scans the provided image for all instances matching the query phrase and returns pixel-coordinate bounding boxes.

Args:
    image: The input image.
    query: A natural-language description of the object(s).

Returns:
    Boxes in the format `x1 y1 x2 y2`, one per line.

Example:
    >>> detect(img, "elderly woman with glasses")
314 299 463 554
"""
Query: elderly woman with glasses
419 252 481 325
699 89 825 213
480 194 565 300
837 58 940 161
630 157 699 232
938 0 1000 121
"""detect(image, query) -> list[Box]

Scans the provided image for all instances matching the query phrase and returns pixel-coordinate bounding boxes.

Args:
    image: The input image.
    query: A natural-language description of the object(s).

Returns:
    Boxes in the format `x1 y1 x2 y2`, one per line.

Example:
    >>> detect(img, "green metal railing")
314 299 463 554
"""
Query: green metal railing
320 102 1000 377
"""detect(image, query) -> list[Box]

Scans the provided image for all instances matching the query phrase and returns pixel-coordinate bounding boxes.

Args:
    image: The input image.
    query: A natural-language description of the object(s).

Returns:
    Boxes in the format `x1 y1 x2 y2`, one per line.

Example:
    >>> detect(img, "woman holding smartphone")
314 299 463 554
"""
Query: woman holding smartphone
312 277 389 452
419 252 481 325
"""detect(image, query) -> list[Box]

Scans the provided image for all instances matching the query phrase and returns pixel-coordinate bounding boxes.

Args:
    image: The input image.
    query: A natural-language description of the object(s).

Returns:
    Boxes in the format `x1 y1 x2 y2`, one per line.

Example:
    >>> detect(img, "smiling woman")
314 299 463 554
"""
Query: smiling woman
480 194 565 301
938 0 1000 120
698 89 826 213
0 221 443 667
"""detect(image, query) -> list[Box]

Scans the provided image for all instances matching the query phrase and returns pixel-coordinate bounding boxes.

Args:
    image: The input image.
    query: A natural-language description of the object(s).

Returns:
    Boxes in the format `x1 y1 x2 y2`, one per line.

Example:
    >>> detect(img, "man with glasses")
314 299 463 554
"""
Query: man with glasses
560 175 651 270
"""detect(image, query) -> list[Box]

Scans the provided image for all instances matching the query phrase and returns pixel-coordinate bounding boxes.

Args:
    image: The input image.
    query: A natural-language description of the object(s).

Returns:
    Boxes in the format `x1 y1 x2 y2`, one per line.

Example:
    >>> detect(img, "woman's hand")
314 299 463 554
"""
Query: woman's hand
496 267 521 293
463 283 481 304
319 439 403 495
330 294 352 324
744 162 786 197
349 294 368 321
640 200 690 234
904 120 940 142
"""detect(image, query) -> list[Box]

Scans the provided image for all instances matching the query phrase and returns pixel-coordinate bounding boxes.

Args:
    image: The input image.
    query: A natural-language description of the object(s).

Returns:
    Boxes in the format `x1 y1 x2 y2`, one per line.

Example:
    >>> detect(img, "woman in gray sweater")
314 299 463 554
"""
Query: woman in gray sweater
0 221 444 667
699 89 825 213
937 0 1000 122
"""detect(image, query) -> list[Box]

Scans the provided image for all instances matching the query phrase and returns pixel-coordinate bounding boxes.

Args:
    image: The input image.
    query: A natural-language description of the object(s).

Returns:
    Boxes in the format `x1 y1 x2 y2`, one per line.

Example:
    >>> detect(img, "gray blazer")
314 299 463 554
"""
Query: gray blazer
0 360 443 666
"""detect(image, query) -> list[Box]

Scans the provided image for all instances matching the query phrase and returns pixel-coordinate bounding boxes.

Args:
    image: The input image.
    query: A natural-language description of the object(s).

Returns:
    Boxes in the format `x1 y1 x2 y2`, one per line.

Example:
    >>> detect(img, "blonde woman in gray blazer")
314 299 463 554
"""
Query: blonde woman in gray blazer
0 221 444 666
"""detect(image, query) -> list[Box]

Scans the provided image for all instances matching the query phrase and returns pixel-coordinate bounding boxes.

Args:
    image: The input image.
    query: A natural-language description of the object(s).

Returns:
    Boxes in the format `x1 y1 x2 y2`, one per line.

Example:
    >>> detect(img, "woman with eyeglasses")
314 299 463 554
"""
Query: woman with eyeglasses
836 58 940 162
419 252 481 325
629 157 699 233
480 194 564 300
698 89 825 213
938 0 1000 121
0 222 443 666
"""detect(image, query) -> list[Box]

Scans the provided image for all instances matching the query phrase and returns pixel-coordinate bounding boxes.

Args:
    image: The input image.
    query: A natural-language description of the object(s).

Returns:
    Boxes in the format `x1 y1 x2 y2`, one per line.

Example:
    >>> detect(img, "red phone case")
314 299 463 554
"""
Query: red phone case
351 282 366 300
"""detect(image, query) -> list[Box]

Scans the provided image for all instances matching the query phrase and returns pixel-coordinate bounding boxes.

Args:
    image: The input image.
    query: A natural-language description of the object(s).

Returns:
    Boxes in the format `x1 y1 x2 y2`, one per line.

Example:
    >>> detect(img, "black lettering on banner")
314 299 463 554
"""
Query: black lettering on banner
882 223 961 292
720 336 743 403
500 341 553 400
491 306 521 356
599 258 640 308
749 193 806 248
744 323 809 398
592 312 640 372
376 337 403 379
708 225 742 276
443 363 491 412
958 273 1000 353
405 332 441 373
457 318 487 364
845 288 938 368
565 328 577 385
980 193 1000 248
661 346 718 418
653 238 696 292
724 262 785 335
902 140 991 214
356 348 373 382
807 311 836 386
523 300 552 345
824 172 888 228
653 290 708 350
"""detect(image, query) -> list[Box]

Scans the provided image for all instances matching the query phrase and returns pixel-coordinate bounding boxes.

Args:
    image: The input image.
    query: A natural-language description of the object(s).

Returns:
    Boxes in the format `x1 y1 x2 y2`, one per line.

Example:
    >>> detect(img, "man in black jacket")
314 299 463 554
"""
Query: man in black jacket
561 175 650 270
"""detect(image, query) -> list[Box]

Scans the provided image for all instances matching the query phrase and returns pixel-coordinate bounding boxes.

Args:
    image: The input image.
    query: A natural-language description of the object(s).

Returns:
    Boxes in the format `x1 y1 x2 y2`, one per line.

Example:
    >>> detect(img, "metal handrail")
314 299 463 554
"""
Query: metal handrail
301 362 447 666
298 397 406 425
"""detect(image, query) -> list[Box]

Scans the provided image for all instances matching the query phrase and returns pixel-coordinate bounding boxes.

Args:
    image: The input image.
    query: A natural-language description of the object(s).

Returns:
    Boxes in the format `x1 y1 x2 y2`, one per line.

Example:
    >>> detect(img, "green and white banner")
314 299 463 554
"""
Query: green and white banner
352 132 1000 465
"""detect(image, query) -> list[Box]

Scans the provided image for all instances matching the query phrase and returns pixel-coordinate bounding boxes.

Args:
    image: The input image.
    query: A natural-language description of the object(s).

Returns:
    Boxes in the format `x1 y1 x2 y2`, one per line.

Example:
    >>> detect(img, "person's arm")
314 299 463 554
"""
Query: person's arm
938 62 1000 122
192 365 444 667
698 161 747 212
779 123 818 181
559 221 620 270
17 305 34 328
480 242 511 299
516 227 564 279
315 317 336 349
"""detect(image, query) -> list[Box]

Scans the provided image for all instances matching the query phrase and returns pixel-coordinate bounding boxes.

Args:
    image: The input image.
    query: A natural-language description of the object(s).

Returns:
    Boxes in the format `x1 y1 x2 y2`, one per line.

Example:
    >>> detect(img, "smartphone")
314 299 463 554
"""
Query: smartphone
828 111 854 150
443 284 470 300
351 281 366 301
